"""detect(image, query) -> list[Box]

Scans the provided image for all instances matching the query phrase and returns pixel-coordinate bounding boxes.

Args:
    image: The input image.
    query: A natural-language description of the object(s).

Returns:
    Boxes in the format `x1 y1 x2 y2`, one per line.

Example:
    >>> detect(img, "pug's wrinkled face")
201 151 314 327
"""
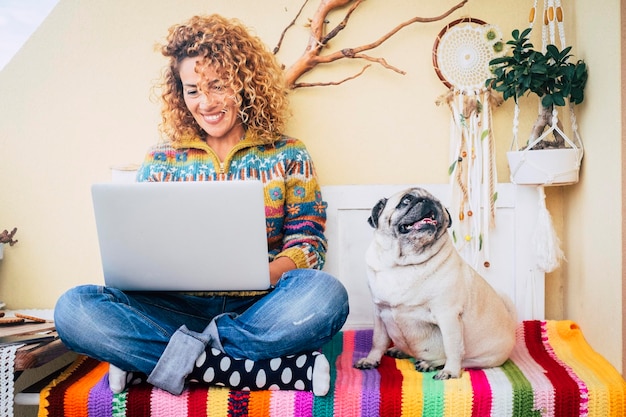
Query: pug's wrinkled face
368 188 451 249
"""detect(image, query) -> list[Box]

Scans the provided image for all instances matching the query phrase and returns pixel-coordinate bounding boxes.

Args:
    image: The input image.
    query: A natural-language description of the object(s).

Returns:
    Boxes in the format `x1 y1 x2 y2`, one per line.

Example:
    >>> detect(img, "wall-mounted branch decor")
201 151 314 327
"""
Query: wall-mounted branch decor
0 228 18 246
276 0 468 88
0 227 18 260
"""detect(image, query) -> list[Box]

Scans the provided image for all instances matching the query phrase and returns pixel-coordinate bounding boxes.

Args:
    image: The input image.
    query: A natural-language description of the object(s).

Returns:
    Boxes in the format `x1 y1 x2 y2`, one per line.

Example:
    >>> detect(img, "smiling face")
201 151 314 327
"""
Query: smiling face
178 57 245 145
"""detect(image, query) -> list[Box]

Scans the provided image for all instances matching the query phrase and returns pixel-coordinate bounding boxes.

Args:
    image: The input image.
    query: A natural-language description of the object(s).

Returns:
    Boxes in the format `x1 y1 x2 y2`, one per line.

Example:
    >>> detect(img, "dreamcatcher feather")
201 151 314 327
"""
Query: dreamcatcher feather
433 18 503 269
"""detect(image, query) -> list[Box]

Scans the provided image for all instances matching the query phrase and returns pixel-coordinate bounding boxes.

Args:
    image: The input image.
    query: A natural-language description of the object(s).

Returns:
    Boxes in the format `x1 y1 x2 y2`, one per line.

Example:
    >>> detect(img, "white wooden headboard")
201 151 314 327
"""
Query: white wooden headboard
321 183 545 330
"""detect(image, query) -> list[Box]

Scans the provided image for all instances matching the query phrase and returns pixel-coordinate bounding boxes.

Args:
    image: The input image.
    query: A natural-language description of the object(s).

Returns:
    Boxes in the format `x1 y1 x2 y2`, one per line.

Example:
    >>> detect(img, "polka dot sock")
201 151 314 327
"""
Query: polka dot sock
108 364 147 394
188 348 330 396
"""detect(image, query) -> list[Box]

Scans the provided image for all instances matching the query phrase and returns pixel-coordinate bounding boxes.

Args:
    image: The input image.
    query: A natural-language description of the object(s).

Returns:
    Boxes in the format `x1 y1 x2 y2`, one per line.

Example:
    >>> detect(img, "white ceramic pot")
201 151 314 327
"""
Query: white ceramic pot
507 148 583 186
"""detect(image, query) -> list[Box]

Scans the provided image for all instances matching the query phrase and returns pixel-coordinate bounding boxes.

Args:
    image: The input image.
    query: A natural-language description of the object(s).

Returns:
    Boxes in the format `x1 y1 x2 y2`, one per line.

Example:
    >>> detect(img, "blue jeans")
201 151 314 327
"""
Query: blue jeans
54 269 349 393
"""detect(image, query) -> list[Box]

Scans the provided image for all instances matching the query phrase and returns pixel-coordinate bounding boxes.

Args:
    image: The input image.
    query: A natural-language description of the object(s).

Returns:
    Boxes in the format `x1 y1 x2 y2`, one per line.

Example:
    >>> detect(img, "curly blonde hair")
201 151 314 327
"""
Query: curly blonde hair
158 14 289 144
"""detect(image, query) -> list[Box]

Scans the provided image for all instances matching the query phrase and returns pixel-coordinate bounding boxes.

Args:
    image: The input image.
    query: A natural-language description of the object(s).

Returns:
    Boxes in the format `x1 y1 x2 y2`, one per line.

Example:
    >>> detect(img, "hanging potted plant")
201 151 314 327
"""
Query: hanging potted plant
0 228 18 260
485 27 588 185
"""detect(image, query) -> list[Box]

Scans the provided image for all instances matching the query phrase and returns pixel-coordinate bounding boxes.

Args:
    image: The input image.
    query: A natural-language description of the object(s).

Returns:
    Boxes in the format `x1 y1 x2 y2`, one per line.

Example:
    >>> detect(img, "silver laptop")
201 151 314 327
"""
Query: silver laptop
91 181 271 291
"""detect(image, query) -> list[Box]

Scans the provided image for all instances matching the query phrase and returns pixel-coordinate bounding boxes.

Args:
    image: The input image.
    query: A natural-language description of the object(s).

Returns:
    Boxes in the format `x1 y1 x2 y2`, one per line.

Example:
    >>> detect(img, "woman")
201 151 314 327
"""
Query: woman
54 14 349 396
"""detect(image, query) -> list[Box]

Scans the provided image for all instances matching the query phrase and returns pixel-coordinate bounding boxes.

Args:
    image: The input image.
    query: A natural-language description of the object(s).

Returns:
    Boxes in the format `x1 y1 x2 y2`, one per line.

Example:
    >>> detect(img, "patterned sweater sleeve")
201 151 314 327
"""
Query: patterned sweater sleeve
272 140 328 271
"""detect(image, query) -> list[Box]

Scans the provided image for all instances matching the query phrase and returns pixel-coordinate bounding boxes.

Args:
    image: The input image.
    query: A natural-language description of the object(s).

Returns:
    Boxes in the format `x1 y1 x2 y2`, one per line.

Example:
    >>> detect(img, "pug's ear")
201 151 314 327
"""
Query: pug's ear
368 198 388 229
445 207 452 228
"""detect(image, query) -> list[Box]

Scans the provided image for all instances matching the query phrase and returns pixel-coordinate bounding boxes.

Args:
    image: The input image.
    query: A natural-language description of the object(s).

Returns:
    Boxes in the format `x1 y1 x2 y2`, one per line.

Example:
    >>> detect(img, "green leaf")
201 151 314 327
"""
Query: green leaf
530 63 547 74
542 94 554 108
460 114 467 128
488 56 512 66
545 44 558 57
552 94 566 107
448 160 457 176
484 27 587 107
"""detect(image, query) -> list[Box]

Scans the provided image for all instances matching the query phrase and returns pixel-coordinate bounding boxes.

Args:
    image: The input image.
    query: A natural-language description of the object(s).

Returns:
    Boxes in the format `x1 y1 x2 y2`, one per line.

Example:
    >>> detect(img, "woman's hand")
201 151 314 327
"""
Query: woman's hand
269 257 297 286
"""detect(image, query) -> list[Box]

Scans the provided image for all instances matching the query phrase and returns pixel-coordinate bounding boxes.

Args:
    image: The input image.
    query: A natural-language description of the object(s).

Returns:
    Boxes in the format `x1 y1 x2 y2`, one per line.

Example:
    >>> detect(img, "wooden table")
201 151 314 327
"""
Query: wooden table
0 321 67 371
0 312 72 413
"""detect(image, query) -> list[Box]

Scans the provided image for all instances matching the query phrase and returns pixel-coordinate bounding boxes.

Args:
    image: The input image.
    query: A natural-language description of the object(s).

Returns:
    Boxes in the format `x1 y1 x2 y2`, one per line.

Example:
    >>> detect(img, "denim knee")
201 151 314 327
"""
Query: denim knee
54 285 99 350
315 270 348 308
320 271 350 332
287 269 350 331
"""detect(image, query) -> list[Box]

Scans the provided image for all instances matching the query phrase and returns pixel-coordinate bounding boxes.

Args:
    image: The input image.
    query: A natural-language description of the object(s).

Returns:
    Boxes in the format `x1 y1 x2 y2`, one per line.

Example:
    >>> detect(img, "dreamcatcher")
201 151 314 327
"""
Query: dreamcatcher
433 18 504 268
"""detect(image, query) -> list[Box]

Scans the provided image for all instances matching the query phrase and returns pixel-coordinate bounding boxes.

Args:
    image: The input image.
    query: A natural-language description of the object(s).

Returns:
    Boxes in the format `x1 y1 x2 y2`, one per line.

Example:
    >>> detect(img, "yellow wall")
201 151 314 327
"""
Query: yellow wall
562 0 623 373
0 0 622 371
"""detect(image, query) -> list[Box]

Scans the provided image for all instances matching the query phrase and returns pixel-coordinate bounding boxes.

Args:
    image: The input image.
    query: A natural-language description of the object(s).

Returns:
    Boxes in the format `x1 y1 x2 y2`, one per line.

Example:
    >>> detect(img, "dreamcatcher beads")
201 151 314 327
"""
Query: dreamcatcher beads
433 18 503 269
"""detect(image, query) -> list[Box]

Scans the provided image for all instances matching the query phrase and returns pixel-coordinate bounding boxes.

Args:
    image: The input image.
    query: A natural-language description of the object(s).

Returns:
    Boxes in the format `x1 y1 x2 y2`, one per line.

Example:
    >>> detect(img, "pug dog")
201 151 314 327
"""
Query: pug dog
354 187 517 380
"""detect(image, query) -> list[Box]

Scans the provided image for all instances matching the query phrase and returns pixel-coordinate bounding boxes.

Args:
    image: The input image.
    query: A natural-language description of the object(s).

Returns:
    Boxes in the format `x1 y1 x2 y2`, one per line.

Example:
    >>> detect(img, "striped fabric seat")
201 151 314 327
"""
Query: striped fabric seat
38 321 626 416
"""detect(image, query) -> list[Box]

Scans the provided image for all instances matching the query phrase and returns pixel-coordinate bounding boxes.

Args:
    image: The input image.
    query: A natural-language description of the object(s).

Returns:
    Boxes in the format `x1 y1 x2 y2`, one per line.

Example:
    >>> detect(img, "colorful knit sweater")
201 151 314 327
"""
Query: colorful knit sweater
136 131 328 271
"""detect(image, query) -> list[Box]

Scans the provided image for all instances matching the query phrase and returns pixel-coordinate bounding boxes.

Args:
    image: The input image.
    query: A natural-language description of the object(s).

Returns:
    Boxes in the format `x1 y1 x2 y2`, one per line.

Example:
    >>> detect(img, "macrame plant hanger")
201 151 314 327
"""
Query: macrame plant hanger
433 17 503 269
510 0 584 185
514 0 583 272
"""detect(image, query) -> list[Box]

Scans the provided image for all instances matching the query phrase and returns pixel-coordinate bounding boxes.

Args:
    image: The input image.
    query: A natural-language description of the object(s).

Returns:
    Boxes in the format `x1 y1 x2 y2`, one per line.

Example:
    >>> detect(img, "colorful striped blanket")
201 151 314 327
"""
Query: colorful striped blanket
38 320 626 416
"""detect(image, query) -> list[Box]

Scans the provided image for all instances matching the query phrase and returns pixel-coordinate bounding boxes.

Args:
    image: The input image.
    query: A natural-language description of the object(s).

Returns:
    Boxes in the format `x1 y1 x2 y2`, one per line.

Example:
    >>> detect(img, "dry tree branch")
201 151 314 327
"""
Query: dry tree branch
274 0 310 54
292 64 371 88
280 0 359 85
280 0 468 88
319 0 364 45
341 51 404 74
0 227 18 246
308 0 359 49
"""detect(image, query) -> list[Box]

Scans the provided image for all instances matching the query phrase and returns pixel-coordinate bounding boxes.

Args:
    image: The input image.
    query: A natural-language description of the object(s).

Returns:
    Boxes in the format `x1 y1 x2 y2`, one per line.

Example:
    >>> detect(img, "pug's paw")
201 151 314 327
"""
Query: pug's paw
354 358 380 369
385 347 411 359
433 369 462 380
415 360 444 373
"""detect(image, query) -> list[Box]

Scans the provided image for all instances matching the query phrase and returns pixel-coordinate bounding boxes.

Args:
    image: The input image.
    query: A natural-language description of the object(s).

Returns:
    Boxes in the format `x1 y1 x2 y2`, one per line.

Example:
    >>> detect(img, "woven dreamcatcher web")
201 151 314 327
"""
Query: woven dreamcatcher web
433 18 498 93
433 18 504 269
